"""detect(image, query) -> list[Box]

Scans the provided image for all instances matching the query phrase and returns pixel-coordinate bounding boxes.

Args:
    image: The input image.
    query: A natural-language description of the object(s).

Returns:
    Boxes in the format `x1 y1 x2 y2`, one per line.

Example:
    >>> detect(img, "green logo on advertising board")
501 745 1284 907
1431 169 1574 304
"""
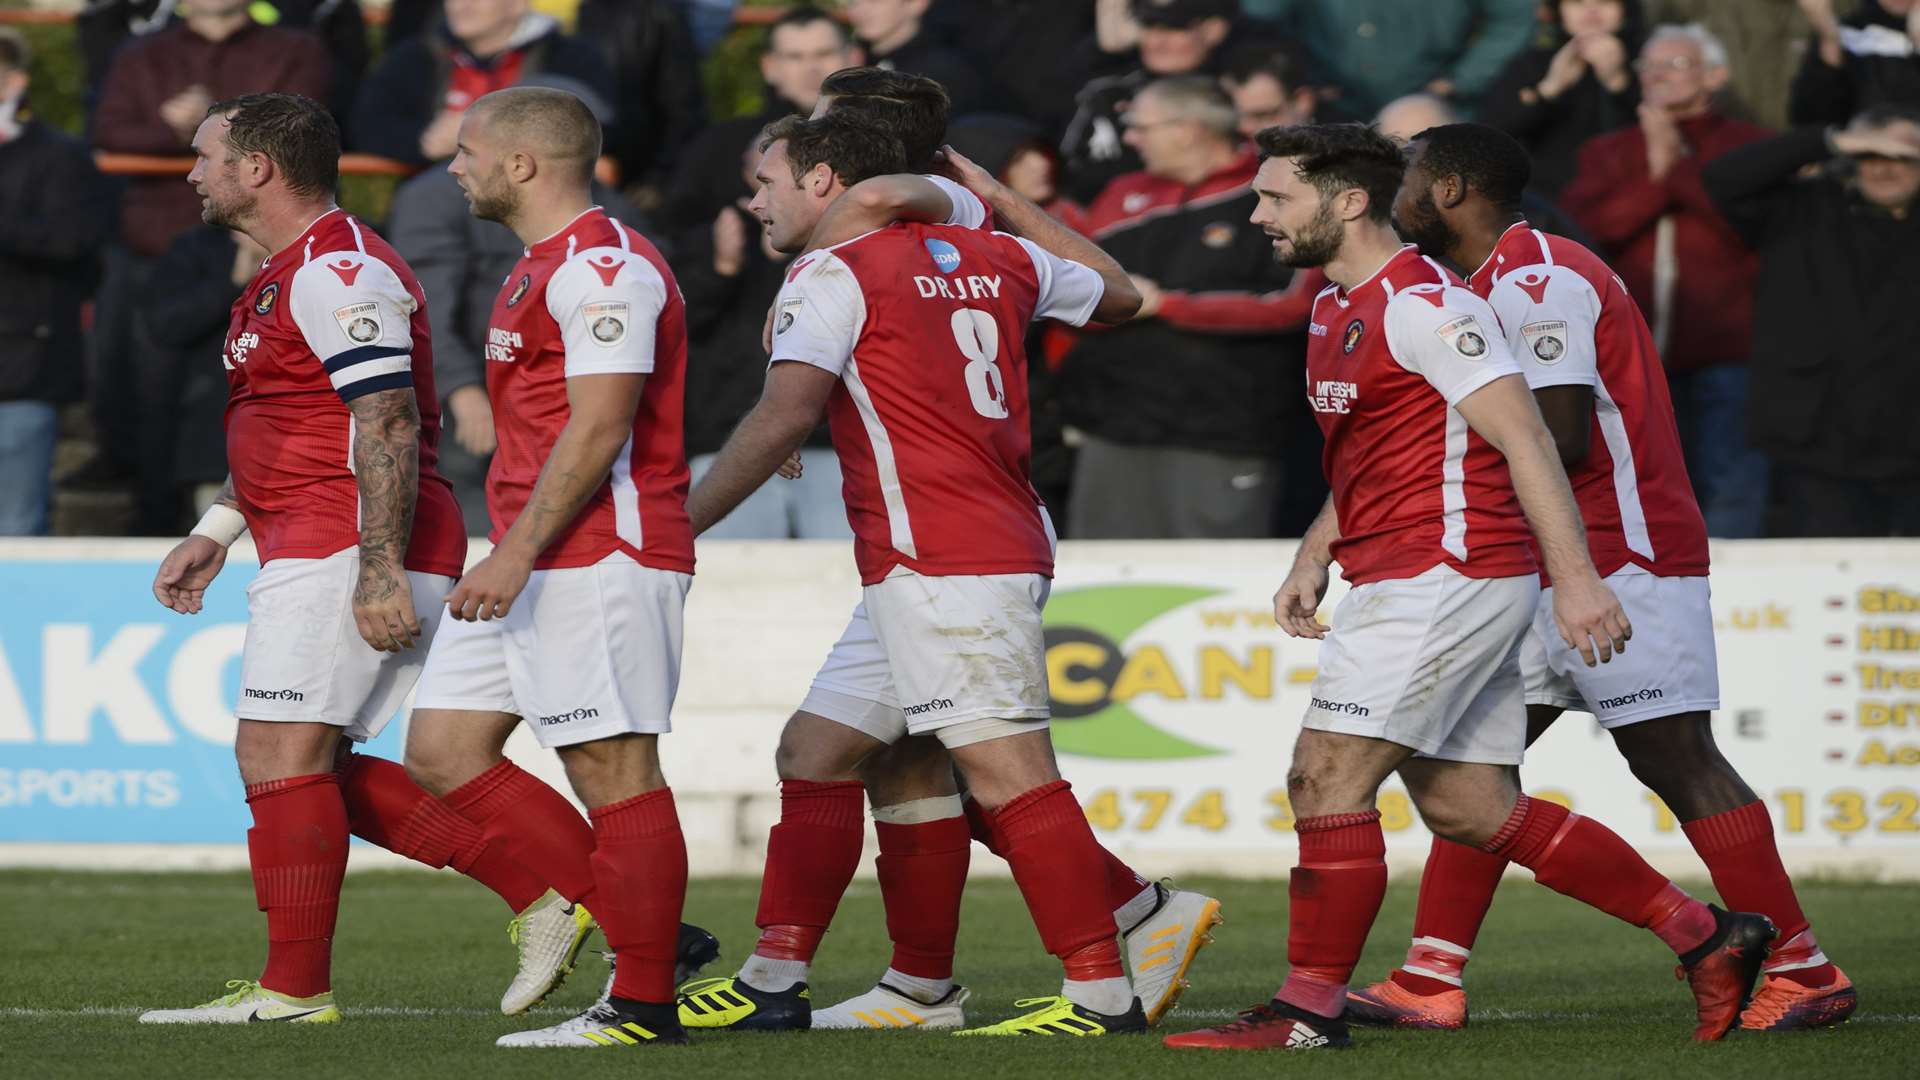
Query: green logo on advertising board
1044 585 1228 760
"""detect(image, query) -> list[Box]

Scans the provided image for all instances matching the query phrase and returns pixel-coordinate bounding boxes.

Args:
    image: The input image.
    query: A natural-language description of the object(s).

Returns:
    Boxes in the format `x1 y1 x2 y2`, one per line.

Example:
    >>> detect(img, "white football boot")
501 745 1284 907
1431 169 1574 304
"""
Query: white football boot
138 980 340 1024
496 1001 687 1048
500 889 598 1014
1122 882 1223 1024
812 982 971 1030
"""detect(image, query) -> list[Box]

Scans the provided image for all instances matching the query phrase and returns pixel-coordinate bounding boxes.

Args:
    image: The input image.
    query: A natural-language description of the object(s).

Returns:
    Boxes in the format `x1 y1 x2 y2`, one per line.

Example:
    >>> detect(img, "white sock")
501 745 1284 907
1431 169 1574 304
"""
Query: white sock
1062 975 1134 1016
1114 881 1162 936
738 954 809 993
881 967 953 1004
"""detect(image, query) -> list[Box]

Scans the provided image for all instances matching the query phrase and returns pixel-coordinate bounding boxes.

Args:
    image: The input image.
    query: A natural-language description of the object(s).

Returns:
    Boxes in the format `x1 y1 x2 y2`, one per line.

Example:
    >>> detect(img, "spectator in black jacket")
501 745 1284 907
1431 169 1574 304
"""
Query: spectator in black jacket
350 0 615 166
660 6 858 235
1060 0 1237 203
676 135 849 539
140 226 265 518
0 31 109 535
923 0 1094 133
1480 0 1645 198
845 0 984 116
576 0 704 192
1702 104 1920 536
1790 0 1920 127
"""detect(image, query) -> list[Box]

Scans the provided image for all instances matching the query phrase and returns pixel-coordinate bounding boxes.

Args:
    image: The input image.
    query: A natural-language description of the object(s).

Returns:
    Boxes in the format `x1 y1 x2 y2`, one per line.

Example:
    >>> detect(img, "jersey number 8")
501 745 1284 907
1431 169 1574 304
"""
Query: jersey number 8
952 308 1009 420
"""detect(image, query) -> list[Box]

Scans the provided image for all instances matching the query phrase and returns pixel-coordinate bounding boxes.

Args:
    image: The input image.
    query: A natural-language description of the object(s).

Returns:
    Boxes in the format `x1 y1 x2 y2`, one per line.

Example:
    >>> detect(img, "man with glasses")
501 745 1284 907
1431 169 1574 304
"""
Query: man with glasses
1559 24 1772 539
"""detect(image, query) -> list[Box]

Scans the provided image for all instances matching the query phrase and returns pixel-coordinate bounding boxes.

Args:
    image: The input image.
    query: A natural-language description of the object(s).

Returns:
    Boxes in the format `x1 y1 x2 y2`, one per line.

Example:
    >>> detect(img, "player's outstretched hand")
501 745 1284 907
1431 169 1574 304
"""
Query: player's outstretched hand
776 451 805 480
446 551 532 623
152 535 227 615
353 560 422 653
1273 561 1331 639
939 145 1004 202
1552 574 1632 667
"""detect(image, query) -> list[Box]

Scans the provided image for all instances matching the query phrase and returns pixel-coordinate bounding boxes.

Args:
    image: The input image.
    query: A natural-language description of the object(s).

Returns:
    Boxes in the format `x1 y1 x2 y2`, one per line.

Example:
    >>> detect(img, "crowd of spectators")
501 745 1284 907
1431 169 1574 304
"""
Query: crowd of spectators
2 0 1917 540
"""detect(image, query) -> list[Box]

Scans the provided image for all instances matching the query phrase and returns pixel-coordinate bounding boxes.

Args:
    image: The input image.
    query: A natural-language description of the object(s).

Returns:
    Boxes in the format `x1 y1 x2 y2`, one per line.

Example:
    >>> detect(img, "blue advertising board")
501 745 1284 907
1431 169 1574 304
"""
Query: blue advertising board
0 547 405 843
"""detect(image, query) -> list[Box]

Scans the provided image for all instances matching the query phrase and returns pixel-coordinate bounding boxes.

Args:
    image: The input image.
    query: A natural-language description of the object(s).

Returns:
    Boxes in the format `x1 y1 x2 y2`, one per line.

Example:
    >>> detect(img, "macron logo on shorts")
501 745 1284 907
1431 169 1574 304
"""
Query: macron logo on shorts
902 697 955 718
1597 688 1664 711
537 707 601 727
1310 697 1371 717
242 688 306 703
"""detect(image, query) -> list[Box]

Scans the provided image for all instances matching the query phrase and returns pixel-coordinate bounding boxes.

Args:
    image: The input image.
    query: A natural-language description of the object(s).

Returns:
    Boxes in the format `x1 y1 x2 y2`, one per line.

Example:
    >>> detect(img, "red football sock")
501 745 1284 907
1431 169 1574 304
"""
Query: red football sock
590 789 688 1003
875 815 971 979
991 781 1122 979
1276 810 1387 1019
1390 836 1509 997
444 759 597 908
338 755 546 913
1683 801 1833 986
753 779 865 962
246 773 350 999
1487 794 1715 956
966 795 1147 917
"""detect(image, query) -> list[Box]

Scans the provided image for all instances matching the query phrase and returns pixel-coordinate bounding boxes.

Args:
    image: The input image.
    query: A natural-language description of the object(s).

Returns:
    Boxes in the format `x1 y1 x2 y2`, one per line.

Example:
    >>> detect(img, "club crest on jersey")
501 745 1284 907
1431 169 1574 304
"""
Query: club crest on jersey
584 301 629 346
924 238 963 274
1342 319 1364 354
1522 319 1568 364
505 273 531 307
333 302 382 344
1200 221 1235 249
1436 314 1488 358
253 282 279 316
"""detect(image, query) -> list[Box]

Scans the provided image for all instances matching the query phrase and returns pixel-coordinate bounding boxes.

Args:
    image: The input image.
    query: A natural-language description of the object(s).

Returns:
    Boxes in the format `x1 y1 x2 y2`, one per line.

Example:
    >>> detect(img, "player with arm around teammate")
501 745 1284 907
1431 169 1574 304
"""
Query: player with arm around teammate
672 111 1164 1039
1339 121 1852 1035
1162 123 1771 1052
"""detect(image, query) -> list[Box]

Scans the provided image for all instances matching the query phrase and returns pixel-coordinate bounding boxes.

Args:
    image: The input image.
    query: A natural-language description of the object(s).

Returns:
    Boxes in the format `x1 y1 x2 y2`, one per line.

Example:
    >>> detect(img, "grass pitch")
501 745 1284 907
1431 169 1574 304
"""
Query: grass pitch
2 870 1913 1079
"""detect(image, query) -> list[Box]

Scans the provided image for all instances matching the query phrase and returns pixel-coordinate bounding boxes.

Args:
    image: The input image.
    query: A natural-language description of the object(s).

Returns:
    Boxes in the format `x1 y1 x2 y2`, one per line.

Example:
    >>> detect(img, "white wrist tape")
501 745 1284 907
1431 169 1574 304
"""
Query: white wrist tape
189 504 248 547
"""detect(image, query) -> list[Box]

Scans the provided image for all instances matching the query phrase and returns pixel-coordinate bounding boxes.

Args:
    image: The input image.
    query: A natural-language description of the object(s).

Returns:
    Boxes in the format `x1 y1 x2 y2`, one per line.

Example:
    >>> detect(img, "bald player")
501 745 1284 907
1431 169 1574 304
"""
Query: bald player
403 86 699 1050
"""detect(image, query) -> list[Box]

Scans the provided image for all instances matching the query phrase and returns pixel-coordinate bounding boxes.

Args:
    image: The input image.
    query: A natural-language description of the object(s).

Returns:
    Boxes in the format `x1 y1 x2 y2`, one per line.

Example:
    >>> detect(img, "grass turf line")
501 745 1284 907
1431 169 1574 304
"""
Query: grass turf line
1 871 1914 1079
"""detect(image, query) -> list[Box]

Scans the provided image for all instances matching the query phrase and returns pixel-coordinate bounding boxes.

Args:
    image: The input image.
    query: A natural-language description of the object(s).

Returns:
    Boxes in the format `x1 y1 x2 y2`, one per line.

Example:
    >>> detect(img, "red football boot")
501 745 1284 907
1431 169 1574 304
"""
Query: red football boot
1345 973 1467 1030
1162 1000 1350 1051
1740 968 1857 1032
1677 907 1774 1041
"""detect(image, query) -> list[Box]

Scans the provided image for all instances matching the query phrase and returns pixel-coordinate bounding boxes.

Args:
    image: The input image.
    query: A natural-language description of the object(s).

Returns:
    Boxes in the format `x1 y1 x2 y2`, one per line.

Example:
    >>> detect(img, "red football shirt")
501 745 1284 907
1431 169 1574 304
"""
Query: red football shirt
483 208 694 573
1306 245 1537 585
768 223 1104 584
223 209 466 575
1471 223 1710 579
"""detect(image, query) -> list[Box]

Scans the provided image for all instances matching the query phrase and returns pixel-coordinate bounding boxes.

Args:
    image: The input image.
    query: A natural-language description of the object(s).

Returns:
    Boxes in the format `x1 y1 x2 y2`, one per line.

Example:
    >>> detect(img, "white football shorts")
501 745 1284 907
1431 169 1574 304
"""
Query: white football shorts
1523 569 1720 727
413 552 692 749
800 570 1052 748
1303 564 1539 765
236 549 453 741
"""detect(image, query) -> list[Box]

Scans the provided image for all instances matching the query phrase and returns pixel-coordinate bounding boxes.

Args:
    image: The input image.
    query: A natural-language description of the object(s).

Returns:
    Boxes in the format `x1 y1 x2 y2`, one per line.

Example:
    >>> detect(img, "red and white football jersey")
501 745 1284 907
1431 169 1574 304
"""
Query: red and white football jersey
769 222 1103 584
1306 245 1536 585
223 209 466 575
484 208 693 573
1470 223 1709 579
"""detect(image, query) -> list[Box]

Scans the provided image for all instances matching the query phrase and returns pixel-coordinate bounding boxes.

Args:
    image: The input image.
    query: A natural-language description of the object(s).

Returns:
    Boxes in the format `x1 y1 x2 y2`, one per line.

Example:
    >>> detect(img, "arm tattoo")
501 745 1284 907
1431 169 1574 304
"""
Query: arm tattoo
214 475 239 511
502 427 617 559
347 388 421 602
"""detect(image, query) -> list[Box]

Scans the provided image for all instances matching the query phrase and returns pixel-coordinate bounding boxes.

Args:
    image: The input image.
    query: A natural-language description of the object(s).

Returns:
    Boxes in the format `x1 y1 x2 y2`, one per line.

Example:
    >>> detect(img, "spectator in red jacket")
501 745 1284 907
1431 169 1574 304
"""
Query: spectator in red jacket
85 0 331 534
1560 23 1772 538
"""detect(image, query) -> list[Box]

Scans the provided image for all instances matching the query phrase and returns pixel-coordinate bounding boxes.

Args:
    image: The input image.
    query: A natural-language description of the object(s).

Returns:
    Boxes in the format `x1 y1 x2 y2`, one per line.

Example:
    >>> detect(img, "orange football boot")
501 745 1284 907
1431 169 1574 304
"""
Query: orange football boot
1344 974 1467 1031
1740 968 1856 1031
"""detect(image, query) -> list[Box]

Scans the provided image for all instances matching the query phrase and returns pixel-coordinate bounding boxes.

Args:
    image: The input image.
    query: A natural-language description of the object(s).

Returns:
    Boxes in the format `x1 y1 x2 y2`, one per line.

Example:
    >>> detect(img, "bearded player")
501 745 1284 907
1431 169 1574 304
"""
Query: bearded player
139 92 539 1024
1162 123 1771 1052
1337 122 1852 1034
673 111 1157 1037
741 66 1220 1032
397 86 699 1049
